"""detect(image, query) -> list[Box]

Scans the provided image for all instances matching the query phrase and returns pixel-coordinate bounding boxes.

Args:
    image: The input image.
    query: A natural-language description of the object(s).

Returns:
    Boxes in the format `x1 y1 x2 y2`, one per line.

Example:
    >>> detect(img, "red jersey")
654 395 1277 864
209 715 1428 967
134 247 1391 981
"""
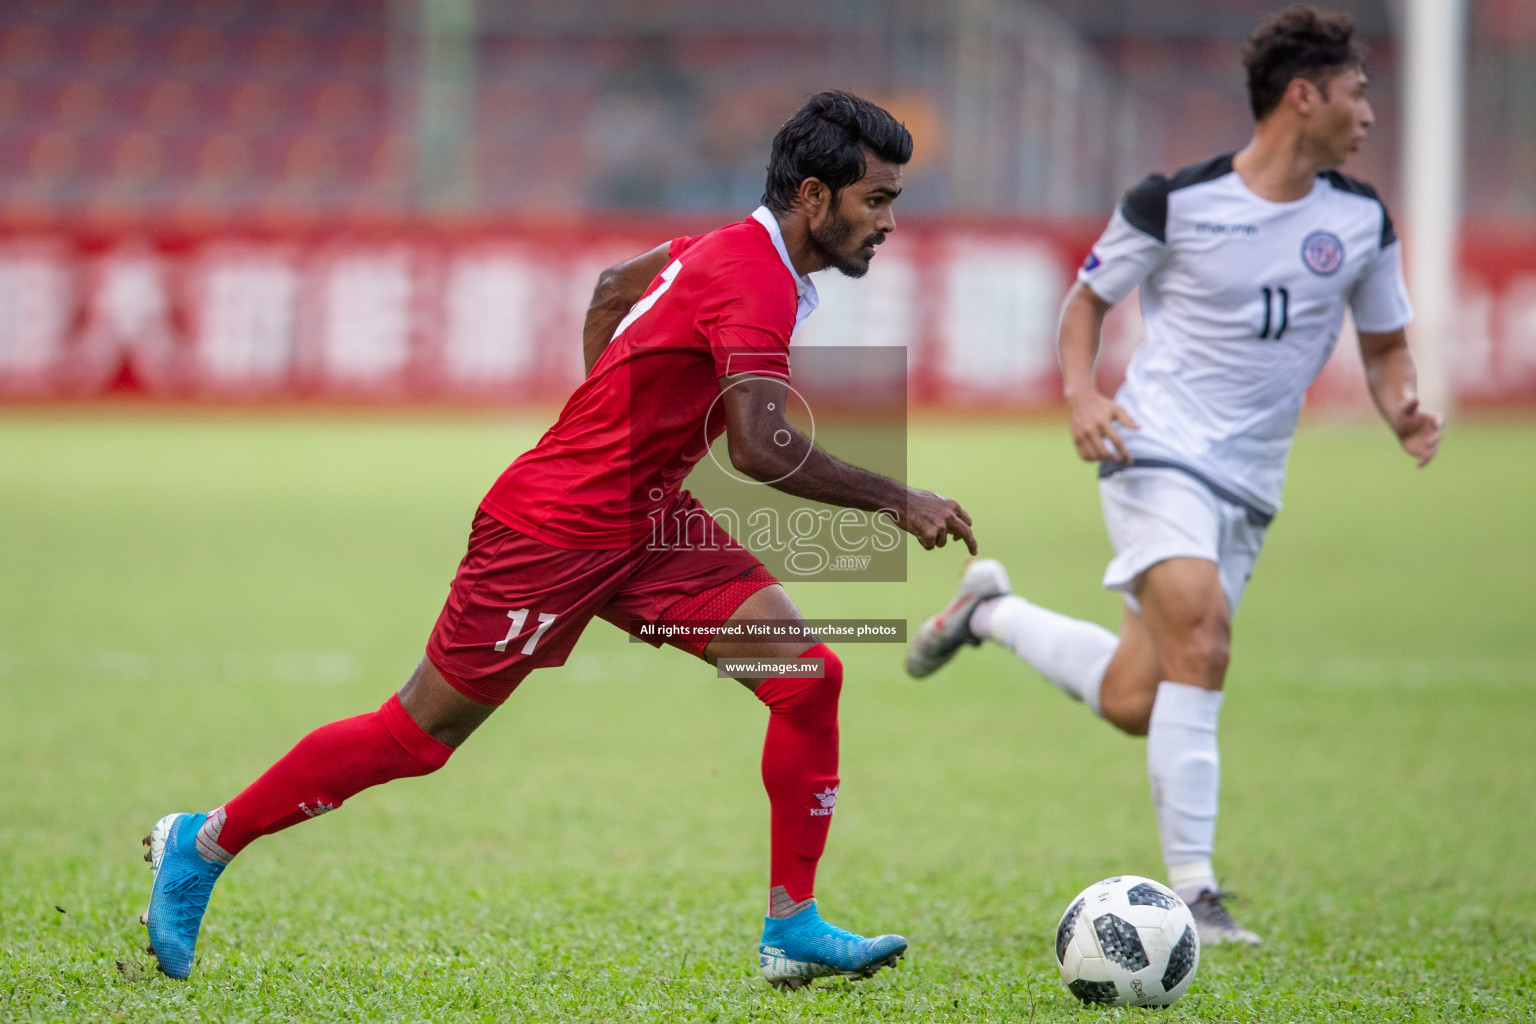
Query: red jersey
481 211 813 549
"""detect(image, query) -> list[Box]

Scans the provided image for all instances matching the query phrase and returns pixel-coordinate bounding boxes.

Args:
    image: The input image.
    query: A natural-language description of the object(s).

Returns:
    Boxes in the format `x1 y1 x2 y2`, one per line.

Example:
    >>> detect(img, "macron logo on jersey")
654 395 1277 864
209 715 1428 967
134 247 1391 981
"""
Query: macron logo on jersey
1194 221 1258 236
1082 250 1101 272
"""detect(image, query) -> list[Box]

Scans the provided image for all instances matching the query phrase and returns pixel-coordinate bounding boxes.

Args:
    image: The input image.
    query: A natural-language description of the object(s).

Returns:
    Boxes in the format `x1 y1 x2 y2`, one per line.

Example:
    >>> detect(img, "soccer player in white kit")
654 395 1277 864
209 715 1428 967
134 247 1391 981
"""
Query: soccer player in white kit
907 6 1442 945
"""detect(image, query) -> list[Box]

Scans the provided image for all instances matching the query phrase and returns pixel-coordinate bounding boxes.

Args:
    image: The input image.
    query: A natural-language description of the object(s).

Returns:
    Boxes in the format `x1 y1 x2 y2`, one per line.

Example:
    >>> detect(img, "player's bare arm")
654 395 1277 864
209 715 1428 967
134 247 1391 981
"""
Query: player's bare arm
583 242 672 374
720 372 977 554
1358 328 1443 467
1057 281 1140 463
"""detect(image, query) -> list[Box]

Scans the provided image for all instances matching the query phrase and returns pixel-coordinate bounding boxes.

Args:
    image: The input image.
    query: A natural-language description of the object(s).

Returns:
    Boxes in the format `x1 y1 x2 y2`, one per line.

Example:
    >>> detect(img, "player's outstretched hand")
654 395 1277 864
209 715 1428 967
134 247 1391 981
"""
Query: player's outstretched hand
1394 399 1443 468
899 489 978 554
1066 390 1140 464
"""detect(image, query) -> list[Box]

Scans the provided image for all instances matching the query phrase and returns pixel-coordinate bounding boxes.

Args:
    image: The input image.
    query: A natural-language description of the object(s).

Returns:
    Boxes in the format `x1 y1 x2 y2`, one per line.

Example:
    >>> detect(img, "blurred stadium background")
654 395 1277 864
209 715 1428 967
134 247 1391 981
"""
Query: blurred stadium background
0 0 1532 407
3 8 1533 1016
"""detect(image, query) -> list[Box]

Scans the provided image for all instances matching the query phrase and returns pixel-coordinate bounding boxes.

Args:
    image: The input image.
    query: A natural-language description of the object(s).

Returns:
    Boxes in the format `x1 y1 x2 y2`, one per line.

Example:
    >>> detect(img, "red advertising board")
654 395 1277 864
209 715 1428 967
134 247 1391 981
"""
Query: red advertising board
0 218 1530 408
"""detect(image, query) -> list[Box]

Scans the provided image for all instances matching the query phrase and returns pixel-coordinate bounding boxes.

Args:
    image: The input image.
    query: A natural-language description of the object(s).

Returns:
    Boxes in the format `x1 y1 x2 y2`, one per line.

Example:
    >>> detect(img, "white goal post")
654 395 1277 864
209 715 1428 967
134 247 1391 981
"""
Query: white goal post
1401 0 1466 416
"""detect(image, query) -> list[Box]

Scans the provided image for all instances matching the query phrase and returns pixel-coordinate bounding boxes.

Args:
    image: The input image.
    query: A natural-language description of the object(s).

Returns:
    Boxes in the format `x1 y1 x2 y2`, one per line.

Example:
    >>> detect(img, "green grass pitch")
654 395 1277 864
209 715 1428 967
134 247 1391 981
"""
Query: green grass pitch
1 413 1532 1022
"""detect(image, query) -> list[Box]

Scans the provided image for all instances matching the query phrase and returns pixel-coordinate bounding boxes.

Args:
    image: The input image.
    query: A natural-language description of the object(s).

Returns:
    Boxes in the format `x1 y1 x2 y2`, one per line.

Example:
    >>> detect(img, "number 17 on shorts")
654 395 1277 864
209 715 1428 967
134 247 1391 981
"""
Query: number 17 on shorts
494 609 557 655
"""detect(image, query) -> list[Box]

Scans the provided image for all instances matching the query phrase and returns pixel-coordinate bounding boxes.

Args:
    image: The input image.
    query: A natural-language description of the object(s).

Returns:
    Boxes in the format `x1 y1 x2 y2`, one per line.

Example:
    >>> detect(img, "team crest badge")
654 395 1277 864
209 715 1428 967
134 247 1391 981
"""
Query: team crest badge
1300 230 1344 275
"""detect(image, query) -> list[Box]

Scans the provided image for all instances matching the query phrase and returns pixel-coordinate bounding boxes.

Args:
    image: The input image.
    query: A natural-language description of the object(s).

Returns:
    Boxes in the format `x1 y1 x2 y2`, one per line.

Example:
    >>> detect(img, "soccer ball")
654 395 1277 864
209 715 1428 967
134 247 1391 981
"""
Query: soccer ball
1054 875 1200 1007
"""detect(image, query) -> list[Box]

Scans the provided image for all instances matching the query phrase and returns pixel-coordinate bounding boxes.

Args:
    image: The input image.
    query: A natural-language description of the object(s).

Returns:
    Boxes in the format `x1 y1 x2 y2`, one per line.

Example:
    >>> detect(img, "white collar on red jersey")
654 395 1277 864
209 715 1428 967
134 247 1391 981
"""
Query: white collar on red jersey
750 206 820 330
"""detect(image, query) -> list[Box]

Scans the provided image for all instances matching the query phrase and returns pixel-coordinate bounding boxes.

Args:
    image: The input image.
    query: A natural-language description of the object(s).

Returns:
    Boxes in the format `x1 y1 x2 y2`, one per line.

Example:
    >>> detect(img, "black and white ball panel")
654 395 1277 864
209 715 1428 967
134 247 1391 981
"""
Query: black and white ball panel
1093 913 1151 971
1161 925 1198 991
1055 897 1084 965
1127 881 1181 910
1055 875 1200 1008
1068 978 1121 1005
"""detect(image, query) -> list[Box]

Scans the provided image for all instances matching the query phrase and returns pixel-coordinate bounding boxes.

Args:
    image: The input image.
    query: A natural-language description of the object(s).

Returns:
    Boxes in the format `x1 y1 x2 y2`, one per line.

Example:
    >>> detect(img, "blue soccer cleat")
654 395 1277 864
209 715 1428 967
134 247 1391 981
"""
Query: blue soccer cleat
141 812 225 979
758 901 908 989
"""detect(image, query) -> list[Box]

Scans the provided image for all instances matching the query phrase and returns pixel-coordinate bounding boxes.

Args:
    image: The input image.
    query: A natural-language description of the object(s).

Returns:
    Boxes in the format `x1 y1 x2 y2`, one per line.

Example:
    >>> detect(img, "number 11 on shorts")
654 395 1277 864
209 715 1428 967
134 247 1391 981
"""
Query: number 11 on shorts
495 608 557 654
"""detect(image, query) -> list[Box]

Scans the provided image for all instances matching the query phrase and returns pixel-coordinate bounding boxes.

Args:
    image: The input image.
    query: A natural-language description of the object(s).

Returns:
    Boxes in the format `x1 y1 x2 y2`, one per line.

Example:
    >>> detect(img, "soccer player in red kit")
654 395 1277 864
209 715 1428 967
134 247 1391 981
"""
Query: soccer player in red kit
141 91 977 987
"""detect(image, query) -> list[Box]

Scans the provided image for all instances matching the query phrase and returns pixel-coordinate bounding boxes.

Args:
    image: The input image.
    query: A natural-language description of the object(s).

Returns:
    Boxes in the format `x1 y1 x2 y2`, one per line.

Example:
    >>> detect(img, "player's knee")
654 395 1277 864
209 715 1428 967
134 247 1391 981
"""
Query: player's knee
791 645 842 711
760 645 841 724
816 644 843 695
1187 623 1231 681
1101 689 1153 736
1163 616 1230 686
378 694 457 773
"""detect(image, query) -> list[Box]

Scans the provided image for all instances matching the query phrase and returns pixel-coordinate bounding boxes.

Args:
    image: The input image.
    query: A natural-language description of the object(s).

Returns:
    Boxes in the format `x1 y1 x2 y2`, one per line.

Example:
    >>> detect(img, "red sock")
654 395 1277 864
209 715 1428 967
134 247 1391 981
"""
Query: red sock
201 694 453 859
755 643 842 910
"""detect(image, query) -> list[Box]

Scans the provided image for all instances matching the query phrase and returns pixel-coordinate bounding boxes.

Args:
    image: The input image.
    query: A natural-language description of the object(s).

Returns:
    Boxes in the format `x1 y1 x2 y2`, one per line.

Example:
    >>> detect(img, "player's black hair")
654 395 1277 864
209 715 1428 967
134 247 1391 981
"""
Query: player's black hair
762 91 912 213
1242 5 1365 120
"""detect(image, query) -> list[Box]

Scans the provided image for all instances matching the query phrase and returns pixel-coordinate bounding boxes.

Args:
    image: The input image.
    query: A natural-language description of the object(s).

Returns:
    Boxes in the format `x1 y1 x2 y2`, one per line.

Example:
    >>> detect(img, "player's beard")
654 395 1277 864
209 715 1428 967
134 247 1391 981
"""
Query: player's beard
809 200 882 278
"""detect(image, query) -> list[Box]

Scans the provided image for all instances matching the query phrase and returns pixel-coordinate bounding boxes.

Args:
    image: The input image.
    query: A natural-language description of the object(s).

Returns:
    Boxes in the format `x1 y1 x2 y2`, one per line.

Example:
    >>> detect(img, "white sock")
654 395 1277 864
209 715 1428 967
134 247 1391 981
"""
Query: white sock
1147 682 1223 889
1168 860 1218 903
971 595 1117 716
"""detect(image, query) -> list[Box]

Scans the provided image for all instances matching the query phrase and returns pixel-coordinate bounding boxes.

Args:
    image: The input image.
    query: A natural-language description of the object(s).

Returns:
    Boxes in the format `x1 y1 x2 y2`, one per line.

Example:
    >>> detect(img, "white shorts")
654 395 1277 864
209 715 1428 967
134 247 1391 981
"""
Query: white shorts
1099 466 1268 615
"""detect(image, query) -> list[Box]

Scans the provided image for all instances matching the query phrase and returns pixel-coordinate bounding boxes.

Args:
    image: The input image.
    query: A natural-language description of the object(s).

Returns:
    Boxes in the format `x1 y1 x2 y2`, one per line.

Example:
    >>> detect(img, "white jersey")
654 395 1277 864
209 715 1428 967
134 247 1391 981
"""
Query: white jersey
1078 153 1412 516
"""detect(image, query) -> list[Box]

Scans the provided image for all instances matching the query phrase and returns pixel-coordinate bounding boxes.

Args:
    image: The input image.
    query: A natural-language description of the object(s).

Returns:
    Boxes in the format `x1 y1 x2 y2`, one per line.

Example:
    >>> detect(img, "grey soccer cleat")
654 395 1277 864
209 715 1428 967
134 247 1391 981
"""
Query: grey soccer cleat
1188 890 1261 947
905 558 1012 678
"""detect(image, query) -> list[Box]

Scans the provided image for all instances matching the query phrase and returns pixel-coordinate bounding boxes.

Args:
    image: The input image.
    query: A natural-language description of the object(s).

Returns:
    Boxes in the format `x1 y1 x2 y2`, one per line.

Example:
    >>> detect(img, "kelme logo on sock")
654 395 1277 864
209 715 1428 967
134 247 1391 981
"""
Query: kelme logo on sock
809 786 838 817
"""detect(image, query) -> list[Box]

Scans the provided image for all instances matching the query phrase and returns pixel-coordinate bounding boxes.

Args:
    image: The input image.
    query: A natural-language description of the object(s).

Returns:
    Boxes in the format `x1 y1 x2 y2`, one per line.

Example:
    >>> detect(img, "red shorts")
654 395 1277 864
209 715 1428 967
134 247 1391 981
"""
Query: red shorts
426 500 777 705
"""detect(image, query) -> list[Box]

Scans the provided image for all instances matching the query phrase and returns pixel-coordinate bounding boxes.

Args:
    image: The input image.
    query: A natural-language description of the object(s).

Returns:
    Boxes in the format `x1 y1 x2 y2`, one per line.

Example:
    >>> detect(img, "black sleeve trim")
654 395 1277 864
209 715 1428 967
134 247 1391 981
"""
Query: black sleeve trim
1118 153 1236 244
1120 174 1171 242
1320 170 1397 248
